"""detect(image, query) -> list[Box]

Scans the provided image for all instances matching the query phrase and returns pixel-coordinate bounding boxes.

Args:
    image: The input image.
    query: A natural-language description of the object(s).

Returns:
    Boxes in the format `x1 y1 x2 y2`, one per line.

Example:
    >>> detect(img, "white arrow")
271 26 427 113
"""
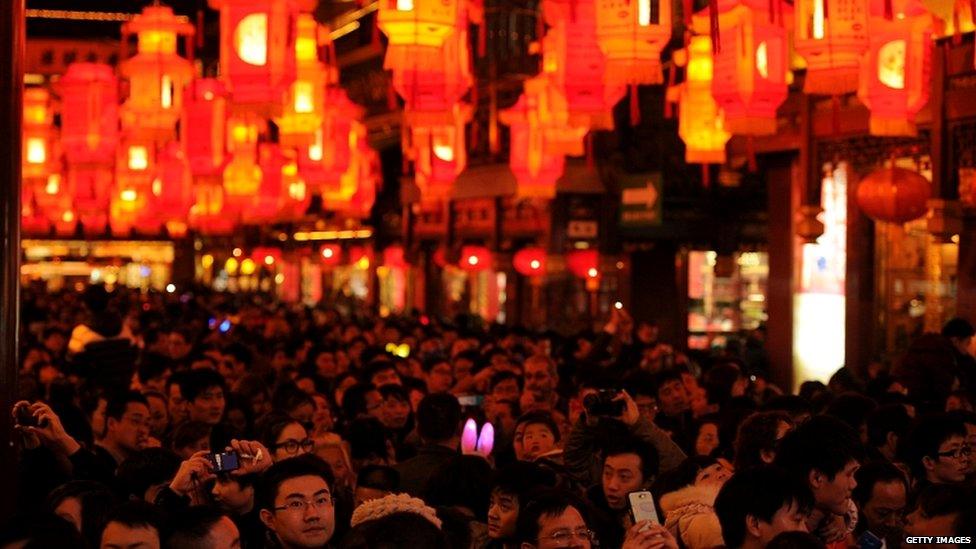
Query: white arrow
622 180 658 209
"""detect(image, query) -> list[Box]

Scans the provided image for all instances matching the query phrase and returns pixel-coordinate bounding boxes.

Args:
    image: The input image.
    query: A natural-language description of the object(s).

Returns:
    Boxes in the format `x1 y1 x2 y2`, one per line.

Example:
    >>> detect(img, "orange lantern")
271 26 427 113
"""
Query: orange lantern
320 243 343 268
594 0 673 86
189 180 235 235
856 166 931 223
111 139 156 234
857 0 937 136
693 0 793 136
22 87 58 181
223 113 263 211
378 0 461 51
208 0 300 116
513 247 547 276
59 63 119 165
275 14 329 147
391 29 473 127
410 106 470 201
794 0 869 94
460 245 493 272
676 36 731 164
566 248 600 279
500 93 566 199
119 5 195 140
151 142 193 234
183 79 229 179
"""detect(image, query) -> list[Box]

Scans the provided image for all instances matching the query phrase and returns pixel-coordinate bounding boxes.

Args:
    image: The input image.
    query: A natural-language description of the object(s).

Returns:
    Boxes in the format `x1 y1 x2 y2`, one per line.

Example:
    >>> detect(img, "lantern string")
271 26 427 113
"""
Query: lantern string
664 62 676 119
629 84 641 125
683 0 693 27
702 164 711 188
884 0 893 20
709 0 721 53
747 136 757 172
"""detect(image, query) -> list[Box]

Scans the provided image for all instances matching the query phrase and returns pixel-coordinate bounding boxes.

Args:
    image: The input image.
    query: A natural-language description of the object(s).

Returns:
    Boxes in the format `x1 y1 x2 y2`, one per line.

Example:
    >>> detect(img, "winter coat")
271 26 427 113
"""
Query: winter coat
659 482 724 549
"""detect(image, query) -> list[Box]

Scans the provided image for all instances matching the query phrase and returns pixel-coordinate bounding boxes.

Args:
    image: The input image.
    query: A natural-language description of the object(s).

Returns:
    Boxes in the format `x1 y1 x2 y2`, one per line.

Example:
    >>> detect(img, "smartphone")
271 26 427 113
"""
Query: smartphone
629 491 660 528
457 395 484 407
857 530 884 549
209 451 240 473
15 405 37 428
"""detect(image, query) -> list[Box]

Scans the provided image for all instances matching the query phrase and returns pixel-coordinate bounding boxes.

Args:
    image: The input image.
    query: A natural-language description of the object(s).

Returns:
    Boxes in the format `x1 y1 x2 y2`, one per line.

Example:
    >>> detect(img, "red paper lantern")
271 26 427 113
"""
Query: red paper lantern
460 245 493 272
513 247 547 276
111 139 157 235
189 180 235 235
566 249 600 278
22 88 58 181
183 79 229 179
151 142 193 233
67 167 112 235
391 30 473 127
856 166 931 223
794 0 869 94
59 63 119 165
411 108 470 201
223 113 263 213
275 14 329 147
500 94 566 199
320 244 342 268
383 245 408 268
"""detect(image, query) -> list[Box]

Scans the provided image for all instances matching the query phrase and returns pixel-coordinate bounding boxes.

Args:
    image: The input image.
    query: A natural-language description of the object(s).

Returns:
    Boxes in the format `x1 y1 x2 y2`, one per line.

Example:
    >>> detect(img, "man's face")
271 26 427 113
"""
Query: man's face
753 501 810 546
168 384 189 425
262 476 335 548
101 521 160 549
962 422 976 475
315 352 337 378
812 460 859 515
487 489 519 540
453 358 475 380
602 453 644 510
521 423 557 460
926 435 971 483
189 386 225 425
381 396 411 430
426 362 454 393
169 333 191 360
862 480 907 543
657 379 690 417
634 394 658 424
146 395 169 438
107 402 151 453
493 379 521 402
91 397 108 440
531 506 592 549
524 360 555 400
371 367 401 388
695 422 720 457
212 476 255 515
905 508 959 549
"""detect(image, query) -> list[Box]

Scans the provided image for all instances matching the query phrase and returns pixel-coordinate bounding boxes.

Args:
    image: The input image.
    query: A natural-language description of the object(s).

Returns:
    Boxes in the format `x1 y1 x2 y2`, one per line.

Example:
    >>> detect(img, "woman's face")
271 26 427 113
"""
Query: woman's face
695 422 720 457
312 395 333 432
273 422 311 462
695 462 733 486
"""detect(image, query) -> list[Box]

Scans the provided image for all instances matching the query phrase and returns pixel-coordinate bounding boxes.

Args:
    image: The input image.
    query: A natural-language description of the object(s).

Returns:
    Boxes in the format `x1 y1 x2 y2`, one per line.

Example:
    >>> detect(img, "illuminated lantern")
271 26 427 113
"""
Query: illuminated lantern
383 245 408 268
856 166 931 223
22 88 58 180
410 106 471 201
275 152 312 221
183 79 228 179
252 247 283 268
344 144 380 219
59 63 119 165
377 0 461 50
111 139 156 234
794 0 869 94
67 167 112 234
692 0 793 136
513 247 547 276
119 5 195 140
320 243 342 268
223 113 263 212
151 142 193 235
275 14 328 147
594 0 672 86
566 248 600 279
500 93 566 199
677 36 731 164
208 0 301 116
391 29 473 127
459 245 493 272
248 144 287 222
348 245 374 269
857 0 937 137
189 181 235 235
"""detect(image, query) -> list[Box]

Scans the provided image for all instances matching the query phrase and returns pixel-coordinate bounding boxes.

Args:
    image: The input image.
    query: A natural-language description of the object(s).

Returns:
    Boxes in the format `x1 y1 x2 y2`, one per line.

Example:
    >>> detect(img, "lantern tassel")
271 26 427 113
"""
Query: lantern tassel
478 22 487 58
683 0 693 27
586 133 595 171
664 63 676 119
629 84 641 126
702 165 711 188
884 0 893 19
709 0 721 53
747 137 758 173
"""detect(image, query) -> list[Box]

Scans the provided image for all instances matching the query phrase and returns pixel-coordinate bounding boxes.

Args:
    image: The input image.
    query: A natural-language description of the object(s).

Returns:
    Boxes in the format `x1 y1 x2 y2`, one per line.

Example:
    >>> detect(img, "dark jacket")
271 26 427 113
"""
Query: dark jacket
394 443 458 497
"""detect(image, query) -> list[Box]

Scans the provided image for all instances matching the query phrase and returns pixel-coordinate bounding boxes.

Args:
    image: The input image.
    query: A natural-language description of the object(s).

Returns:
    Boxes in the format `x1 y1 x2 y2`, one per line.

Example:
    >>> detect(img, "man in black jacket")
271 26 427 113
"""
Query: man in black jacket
394 393 461 497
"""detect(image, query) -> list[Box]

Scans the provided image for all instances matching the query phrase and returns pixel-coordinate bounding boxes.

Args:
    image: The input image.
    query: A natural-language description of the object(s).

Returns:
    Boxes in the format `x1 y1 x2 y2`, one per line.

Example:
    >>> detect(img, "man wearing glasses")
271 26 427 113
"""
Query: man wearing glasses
258 454 337 549
903 415 973 498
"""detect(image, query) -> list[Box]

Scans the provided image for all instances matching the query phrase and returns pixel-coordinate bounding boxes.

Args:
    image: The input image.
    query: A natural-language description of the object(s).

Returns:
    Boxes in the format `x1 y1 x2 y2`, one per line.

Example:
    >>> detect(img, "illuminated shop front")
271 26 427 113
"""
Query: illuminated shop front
22 239 174 291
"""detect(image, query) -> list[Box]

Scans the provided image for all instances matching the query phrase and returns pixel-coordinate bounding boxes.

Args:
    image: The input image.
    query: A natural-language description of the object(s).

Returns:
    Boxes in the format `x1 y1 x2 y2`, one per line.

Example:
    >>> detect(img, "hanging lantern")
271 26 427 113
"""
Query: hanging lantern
392 29 474 127
246 143 287 222
513 247 547 276
857 0 937 137
275 14 329 147
378 0 462 50
693 0 793 136
276 153 312 221
320 243 343 268
23 87 59 181
594 0 673 86
383 245 408 268
189 180 235 235
348 245 374 269
67 167 112 235
183 79 229 179
677 36 731 164
111 139 156 235
119 4 195 140
208 0 300 116
411 105 471 201
223 113 263 212
794 0 869 94
856 166 931 223
566 248 600 279
59 63 119 165
500 93 566 199
459 245 493 272
151 142 193 234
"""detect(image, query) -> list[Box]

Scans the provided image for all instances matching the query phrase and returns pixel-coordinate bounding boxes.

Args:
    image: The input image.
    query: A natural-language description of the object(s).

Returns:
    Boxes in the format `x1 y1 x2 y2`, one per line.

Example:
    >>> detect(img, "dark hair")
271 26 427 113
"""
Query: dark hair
515 410 561 443
46 480 118 549
491 461 559 499
223 342 253 367
379 383 410 403
341 382 378 420
116 448 182 501
166 370 190 396
714 466 814 549
137 353 172 385
515 489 589 544
104 501 163 538
271 382 315 416
256 454 335 512
169 420 212 452
652 455 721 497
363 360 399 385
416 393 462 443
180 368 225 403
162 506 229 549
345 416 393 461
942 317 975 339
338 511 449 549
900 414 968 477
423 456 493 519
0 513 86 548
774 415 864 482
734 411 793 471
851 461 909 509
703 362 744 406
356 465 400 492
255 412 303 452
603 434 660 482
653 369 684 395
105 390 149 422
913 483 974 519
766 531 826 549
234 374 270 404
824 393 878 433
762 395 813 420
489 371 523 393
865 404 912 449
422 355 451 374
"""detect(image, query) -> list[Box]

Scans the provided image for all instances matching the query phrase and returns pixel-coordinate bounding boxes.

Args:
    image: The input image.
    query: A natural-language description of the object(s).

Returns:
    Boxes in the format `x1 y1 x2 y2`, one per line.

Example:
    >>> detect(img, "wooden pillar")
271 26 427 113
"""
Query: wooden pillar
765 155 796 391
845 170 876 380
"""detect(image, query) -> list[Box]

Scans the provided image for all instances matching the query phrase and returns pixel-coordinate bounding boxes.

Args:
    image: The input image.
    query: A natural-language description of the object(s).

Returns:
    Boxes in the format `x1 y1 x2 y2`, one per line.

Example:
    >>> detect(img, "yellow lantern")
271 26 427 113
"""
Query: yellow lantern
677 36 731 164
119 5 195 140
22 87 57 180
794 0 870 94
595 0 673 85
274 14 329 147
223 113 263 210
111 139 156 234
378 0 462 49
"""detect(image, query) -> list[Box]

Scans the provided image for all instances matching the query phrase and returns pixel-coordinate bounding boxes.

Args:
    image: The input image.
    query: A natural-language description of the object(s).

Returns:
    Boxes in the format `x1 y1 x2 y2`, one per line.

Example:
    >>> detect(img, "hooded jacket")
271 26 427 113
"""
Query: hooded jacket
659 482 724 549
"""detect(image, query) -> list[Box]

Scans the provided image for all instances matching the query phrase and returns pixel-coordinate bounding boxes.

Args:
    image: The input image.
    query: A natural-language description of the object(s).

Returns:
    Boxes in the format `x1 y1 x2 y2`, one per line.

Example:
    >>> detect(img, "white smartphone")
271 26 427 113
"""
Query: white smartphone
629 491 660 528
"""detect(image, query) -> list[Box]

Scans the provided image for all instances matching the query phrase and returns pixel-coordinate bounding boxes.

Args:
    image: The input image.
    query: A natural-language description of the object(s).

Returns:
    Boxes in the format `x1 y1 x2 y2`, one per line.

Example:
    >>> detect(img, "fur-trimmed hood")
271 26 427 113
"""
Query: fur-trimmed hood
659 483 725 549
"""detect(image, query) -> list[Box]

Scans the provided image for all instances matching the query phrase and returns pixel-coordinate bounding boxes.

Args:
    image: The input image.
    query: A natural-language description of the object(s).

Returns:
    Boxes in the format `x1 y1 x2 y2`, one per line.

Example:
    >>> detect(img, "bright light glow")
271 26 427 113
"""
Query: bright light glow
264 254 275 265
45 174 60 194
128 146 149 170
296 34 317 61
309 129 324 161
793 292 846 389
161 74 173 109
396 0 414 10
26 137 46 164
203 90 215 101
356 257 370 270
152 178 162 196
202 254 214 268
638 0 652 26
812 0 825 39
756 42 769 79
587 267 598 278
120 189 138 202
293 81 314 113
322 247 334 259
61 210 74 223
234 13 268 66
433 143 455 162
240 258 256 275
530 259 541 270
232 247 243 257
877 40 906 90
225 257 239 273
288 180 307 201
467 255 479 266
274 273 285 284
461 418 478 454
166 283 176 293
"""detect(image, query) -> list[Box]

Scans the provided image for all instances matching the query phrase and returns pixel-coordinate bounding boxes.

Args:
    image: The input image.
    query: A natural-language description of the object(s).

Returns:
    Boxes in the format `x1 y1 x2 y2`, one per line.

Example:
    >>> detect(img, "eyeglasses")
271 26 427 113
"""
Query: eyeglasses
273 494 333 513
538 528 597 547
936 446 973 459
275 438 314 455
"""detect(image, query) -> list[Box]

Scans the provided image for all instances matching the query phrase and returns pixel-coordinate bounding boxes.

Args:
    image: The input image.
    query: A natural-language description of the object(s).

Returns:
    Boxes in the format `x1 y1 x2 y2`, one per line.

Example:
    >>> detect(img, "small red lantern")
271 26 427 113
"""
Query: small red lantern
22 87 58 181
59 63 119 165
856 166 931 223
513 247 547 276
383 245 408 269
566 249 600 279
348 245 374 269
320 244 342 268
252 247 283 267
411 109 469 201
460 245 493 272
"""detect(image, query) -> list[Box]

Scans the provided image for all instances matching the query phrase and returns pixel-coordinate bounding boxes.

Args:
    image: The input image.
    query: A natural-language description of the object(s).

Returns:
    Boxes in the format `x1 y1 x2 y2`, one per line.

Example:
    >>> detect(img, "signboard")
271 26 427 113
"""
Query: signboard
619 173 663 228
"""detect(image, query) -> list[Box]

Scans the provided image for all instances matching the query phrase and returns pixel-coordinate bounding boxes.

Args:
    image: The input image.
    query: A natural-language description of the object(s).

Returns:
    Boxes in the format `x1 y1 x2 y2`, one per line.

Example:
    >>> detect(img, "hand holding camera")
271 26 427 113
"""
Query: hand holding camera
11 401 79 455
583 389 640 426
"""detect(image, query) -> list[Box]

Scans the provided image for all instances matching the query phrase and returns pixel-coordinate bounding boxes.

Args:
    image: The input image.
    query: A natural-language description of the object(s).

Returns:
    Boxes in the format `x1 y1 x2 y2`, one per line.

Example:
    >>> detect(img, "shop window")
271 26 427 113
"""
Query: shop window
687 251 769 351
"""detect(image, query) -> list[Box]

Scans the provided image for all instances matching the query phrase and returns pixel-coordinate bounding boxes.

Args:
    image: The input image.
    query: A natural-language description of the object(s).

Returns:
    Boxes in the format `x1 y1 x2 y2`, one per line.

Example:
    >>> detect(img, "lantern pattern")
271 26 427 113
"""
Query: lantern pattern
594 0 673 85
857 0 937 136
693 0 793 136
460 245 493 272
59 63 119 165
513 247 547 276
183 79 229 179
119 5 195 141
677 36 731 164
500 93 567 199
223 113 263 212
410 106 471 201
274 14 329 147
566 249 600 278
391 29 474 128
23 88 58 181
856 166 931 223
208 0 300 116
793 0 870 94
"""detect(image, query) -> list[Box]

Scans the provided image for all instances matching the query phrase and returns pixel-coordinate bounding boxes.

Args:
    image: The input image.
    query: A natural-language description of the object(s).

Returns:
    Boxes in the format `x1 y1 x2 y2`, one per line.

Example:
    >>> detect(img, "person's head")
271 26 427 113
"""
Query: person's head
416 393 462 445
340 382 383 420
212 473 259 516
902 414 971 484
774 415 863 515
852 461 909 544
523 355 558 403
143 390 169 439
655 369 690 417
866 404 912 461
488 462 559 541
422 355 454 394
824 393 878 444
423 455 493 519
354 465 399 508
181 368 226 425
516 490 594 549
0 512 85 548
100 501 163 549
166 371 191 426
905 483 973 541
704 361 748 405
257 454 336 549
735 411 794 471
43 326 68 355
138 353 172 393
490 371 523 402
514 410 560 461
116 448 182 503
692 414 722 457
340 508 448 549
364 359 401 388
167 329 194 361
941 317 974 356
601 435 659 510
220 343 252 383
945 409 976 475
764 531 825 549
169 420 212 460
47 480 118 549
345 416 395 467
715 466 814 549
272 383 316 432
235 374 272 419
104 391 152 456
163 506 240 549
378 383 412 430
256 412 313 462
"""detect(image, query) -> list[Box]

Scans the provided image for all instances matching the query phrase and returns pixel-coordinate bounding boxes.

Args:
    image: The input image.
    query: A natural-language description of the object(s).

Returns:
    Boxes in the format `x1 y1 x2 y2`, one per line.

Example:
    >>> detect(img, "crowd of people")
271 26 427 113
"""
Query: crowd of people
4 283 976 548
